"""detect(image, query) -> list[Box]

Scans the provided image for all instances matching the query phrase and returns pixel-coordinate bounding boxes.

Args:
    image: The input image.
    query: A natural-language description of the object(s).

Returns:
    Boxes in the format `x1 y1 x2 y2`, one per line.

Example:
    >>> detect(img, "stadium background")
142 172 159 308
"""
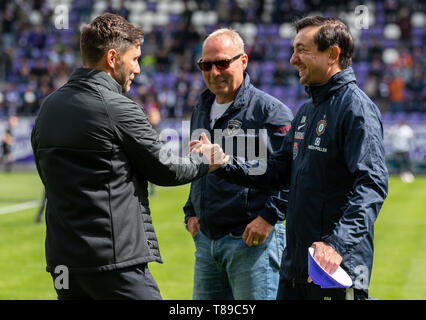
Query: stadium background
0 0 425 300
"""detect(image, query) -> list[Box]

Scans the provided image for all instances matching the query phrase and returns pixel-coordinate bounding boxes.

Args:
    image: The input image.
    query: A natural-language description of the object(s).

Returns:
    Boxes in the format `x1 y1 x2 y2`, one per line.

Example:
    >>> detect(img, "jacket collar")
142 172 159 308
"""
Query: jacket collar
305 67 357 107
68 67 123 94
199 72 251 112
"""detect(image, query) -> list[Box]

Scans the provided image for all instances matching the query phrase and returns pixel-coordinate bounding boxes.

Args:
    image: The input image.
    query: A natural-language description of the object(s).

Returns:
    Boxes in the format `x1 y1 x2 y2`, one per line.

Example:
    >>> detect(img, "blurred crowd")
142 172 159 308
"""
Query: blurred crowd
0 0 425 121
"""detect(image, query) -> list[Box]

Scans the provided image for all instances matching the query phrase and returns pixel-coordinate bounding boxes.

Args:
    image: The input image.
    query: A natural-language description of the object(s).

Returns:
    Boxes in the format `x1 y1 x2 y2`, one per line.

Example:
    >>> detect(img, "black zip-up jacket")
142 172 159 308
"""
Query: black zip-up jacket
31 68 209 273
215 68 388 291
184 73 293 239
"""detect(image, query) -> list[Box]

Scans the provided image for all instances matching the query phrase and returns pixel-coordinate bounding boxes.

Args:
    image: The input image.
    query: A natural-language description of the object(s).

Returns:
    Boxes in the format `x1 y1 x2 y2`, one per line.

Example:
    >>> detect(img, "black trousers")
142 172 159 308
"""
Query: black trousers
277 279 369 300
50 264 162 300
394 151 412 173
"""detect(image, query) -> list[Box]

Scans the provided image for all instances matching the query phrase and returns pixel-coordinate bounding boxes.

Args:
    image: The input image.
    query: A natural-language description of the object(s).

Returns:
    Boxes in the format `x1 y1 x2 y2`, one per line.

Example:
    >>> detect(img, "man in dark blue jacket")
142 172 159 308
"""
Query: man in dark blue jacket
199 17 388 300
184 28 293 299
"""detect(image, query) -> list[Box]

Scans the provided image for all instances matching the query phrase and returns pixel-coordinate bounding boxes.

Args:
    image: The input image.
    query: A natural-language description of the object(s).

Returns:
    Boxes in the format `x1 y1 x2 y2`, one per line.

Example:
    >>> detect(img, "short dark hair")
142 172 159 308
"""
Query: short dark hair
293 16 354 70
80 13 144 66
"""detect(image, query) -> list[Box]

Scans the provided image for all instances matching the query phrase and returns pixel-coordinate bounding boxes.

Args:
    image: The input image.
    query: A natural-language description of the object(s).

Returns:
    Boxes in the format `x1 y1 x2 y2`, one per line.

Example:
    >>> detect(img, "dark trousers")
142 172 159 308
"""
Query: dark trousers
50 264 162 300
394 151 412 173
277 279 369 300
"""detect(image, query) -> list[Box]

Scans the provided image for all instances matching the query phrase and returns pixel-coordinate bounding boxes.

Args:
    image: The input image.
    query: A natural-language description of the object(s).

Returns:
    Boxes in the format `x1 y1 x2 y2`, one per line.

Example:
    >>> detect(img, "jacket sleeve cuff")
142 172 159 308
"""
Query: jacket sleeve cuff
183 199 196 223
259 212 278 226
327 233 346 258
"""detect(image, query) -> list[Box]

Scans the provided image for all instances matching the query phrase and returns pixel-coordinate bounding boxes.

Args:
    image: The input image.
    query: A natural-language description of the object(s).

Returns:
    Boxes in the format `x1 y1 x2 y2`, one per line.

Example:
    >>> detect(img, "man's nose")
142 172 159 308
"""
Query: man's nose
289 53 297 66
209 64 221 75
134 63 140 75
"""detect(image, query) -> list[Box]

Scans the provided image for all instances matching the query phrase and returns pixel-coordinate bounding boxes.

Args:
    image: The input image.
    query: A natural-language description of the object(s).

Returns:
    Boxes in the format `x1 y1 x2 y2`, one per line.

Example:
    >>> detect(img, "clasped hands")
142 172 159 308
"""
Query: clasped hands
188 133 274 246
189 132 229 172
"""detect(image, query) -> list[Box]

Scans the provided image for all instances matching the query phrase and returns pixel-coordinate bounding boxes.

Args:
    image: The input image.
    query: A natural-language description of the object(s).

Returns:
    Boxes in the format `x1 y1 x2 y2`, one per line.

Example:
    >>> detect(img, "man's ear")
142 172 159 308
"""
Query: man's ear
328 46 340 65
105 49 119 69
241 53 248 70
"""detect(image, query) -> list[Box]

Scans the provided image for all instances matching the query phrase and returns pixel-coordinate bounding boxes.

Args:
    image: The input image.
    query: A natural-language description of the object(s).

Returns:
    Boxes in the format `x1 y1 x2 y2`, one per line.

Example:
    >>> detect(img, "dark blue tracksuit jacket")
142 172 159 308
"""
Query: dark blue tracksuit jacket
184 73 294 239
216 68 389 292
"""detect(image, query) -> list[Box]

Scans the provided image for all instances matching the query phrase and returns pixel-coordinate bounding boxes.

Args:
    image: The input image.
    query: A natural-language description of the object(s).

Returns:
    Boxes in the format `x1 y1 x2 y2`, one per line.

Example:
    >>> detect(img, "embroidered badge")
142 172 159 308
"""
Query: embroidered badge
316 119 327 136
226 120 243 136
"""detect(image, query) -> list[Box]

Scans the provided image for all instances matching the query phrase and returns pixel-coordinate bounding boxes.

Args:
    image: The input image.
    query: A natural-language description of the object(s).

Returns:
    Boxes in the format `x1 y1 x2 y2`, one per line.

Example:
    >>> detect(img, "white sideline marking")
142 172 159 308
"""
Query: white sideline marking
0 201 40 215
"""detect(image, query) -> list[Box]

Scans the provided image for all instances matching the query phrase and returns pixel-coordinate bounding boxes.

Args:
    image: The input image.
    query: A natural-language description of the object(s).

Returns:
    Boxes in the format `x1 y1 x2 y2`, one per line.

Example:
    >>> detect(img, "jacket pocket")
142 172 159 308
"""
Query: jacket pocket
138 201 162 262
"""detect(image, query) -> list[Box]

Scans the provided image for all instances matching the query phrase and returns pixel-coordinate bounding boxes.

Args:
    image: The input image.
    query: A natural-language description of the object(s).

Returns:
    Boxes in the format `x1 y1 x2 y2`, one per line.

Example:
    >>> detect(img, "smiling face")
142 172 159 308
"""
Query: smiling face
201 35 248 103
290 26 337 86
111 44 141 93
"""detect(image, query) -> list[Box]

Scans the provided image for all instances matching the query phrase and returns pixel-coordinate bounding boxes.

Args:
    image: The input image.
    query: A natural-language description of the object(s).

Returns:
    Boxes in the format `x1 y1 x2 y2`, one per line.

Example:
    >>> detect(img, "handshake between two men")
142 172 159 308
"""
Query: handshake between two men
187 132 276 248
189 132 230 172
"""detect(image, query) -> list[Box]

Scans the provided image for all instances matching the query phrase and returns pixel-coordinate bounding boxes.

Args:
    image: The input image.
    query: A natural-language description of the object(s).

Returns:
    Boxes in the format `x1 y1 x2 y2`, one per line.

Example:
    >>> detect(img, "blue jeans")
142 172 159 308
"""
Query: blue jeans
192 223 286 300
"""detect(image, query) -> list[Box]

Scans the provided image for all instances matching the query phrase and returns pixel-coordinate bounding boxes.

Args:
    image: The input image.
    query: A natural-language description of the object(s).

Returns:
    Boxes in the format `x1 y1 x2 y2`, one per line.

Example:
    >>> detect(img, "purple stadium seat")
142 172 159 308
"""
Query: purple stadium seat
353 62 370 73
165 73 178 87
372 27 383 38
267 24 279 36
412 39 423 47
407 112 422 123
18 84 27 94
277 38 292 48
286 87 298 98
375 15 386 26
257 24 267 37
153 73 167 86
412 27 424 37
382 112 392 121
169 14 180 25
262 61 276 73
271 86 285 99
69 12 79 23
394 112 408 122
146 2 157 12
277 50 290 61
45 35 56 48
375 1 385 11
382 39 399 48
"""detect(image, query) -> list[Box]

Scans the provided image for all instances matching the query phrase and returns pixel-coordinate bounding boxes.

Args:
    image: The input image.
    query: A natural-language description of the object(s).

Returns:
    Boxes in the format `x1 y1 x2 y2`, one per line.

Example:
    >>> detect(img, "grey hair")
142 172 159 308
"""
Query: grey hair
203 28 245 53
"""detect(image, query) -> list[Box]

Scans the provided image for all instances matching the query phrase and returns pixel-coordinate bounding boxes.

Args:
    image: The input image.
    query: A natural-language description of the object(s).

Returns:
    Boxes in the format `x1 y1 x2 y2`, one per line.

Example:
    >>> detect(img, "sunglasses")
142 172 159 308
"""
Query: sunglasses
197 53 243 71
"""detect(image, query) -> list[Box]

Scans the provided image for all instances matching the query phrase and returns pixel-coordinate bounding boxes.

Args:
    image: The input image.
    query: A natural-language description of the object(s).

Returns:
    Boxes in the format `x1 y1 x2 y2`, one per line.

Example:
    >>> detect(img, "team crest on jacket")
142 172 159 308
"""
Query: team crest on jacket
226 120 243 136
316 119 327 136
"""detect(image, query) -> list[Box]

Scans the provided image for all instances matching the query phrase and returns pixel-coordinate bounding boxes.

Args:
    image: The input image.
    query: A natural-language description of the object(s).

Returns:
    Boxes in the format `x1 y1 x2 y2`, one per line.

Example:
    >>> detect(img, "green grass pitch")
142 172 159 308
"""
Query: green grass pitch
0 172 425 300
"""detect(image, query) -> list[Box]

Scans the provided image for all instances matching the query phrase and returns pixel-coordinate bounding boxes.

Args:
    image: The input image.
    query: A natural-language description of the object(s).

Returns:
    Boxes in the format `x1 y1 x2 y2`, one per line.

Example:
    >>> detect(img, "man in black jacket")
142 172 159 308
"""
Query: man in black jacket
31 13 225 300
